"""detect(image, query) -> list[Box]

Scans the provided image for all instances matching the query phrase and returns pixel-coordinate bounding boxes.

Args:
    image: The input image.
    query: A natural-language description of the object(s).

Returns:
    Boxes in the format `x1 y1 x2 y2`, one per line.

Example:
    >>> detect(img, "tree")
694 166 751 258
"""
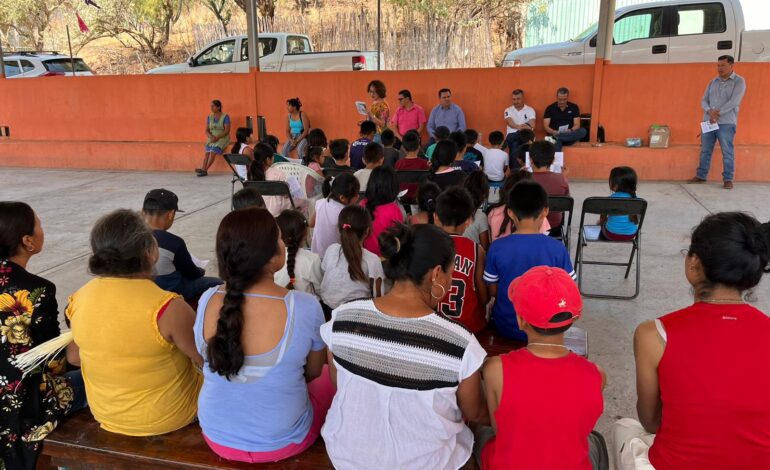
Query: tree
0 0 61 50
87 0 185 61
203 0 232 35
231 0 276 19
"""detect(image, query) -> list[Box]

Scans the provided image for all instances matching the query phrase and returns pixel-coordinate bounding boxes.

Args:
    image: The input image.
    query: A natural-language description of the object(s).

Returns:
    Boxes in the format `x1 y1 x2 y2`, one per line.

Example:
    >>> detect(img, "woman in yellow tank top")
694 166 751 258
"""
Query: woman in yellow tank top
66 209 202 436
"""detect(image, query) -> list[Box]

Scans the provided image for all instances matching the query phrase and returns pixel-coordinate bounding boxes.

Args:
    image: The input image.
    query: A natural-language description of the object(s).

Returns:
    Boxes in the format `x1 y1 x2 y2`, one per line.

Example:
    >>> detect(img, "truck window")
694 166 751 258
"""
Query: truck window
675 3 726 36
42 59 91 72
197 40 235 65
240 38 278 61
20 60 35 72
286 36 311 54
613 7 664 44
3 61 20 77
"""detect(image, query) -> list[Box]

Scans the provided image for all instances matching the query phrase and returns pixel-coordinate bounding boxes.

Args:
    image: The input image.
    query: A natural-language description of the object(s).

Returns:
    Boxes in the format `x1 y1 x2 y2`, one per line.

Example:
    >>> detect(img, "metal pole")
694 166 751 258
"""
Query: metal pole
66 26 76 77
246 0 259 71
377 0 381 70
0 36 5 78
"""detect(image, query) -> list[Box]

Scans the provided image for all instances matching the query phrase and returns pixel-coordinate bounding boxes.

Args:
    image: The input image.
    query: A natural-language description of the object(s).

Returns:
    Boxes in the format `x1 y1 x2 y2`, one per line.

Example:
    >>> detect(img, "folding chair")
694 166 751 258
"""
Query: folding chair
322 167 355 179
573 197 647 300
548 195 574 252
223 153 252 207
395 169 429 207
243 181 295 209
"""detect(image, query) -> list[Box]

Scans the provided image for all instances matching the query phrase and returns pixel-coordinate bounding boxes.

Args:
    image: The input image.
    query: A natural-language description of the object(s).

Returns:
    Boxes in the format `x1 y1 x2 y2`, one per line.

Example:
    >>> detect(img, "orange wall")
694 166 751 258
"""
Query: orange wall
254 66 595 144
598 62 768 145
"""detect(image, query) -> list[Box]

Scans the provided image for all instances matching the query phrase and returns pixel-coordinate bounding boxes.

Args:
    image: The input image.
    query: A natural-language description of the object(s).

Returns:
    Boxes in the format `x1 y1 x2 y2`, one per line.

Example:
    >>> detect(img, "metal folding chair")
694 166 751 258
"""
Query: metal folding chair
322 167 355 179
223 153 252 207
243 181 295 209
395 169 429 207
573 197 647 300
548 195 574 252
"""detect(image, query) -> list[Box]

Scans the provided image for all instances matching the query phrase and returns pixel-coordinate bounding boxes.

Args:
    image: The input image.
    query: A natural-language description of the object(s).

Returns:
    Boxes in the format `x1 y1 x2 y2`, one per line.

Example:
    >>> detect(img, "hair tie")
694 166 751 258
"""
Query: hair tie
342 223 351 229
394 237 401 254
289 277 296 283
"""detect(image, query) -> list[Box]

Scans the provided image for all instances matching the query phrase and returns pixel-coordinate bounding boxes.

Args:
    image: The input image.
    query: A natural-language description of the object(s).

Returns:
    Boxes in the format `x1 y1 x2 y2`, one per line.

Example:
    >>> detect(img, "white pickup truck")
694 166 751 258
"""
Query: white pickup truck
502 0 770 66
148 32 383 74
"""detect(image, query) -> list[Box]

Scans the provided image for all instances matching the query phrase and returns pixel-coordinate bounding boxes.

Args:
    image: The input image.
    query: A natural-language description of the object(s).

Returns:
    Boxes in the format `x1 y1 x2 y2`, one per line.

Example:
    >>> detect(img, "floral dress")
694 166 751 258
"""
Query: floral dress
370 100 390 133
0 260 73 470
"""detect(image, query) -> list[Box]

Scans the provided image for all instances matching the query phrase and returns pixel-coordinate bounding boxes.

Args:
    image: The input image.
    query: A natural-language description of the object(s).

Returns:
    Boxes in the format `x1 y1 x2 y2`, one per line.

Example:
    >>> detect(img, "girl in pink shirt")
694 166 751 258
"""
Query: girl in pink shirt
488 169 550 241
361 167 404 256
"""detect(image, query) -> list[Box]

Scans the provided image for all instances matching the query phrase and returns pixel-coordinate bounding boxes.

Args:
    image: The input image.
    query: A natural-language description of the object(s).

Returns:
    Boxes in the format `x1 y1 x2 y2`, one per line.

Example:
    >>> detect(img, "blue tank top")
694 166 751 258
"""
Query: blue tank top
194 287 325 451
289 113 304 135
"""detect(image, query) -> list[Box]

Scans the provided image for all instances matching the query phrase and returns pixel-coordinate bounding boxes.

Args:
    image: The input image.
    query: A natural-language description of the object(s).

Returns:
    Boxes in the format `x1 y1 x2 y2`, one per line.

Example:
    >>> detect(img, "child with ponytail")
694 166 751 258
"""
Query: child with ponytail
195 207 331 463
274 210 322 295
319 205 384 310
310 173 360 258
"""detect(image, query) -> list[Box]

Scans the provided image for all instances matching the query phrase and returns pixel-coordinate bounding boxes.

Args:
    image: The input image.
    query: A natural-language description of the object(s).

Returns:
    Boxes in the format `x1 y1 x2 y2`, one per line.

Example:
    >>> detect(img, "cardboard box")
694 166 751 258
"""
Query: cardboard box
649 125 670 148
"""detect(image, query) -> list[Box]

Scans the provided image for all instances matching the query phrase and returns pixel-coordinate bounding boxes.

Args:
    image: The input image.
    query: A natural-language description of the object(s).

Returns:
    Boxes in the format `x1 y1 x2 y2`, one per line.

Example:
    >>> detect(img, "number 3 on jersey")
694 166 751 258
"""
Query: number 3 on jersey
439 279 466 318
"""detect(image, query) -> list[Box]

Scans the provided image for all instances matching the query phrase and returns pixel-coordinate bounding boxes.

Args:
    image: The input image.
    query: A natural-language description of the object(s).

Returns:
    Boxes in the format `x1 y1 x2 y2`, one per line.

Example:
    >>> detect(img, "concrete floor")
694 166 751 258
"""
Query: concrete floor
2 167 769 442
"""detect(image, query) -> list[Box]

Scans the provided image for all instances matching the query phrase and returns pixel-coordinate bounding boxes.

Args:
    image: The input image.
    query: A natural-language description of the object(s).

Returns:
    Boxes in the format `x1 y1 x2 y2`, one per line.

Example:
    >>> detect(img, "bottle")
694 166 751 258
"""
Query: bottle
597 125 605 144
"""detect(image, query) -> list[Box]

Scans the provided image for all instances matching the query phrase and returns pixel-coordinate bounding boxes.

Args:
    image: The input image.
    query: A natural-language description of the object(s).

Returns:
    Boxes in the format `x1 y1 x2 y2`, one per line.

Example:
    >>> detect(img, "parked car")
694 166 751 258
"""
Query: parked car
147 33 384 74
502 0 770 66
2 52 94 78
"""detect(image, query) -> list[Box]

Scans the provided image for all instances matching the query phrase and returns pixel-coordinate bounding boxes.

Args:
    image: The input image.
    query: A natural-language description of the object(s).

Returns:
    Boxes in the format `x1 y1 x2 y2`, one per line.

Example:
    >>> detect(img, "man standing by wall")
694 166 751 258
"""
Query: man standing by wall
428 88 466 143
503 89 536 160
392 89 427 143
688 55 746 189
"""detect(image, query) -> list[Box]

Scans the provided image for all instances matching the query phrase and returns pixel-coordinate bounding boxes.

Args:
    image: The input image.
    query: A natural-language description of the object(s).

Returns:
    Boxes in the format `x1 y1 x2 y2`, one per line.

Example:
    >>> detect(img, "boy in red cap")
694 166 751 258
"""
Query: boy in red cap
479 266 607 470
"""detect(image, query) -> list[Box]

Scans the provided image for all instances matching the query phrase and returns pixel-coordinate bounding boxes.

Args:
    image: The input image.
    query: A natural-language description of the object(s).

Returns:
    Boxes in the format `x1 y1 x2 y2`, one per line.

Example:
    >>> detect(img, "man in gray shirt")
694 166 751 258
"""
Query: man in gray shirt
688 55 746 189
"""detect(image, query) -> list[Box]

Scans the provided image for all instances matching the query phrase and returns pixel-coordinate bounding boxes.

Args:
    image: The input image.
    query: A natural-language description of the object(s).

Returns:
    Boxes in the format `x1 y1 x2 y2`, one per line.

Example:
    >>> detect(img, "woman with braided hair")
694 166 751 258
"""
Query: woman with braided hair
195 207 330 462
274 210 322 296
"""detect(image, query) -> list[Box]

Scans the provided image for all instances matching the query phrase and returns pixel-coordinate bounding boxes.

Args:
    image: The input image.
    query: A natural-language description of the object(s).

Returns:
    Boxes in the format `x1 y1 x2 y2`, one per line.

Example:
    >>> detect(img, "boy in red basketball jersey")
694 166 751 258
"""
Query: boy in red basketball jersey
434 187 489 332
480 266 607 470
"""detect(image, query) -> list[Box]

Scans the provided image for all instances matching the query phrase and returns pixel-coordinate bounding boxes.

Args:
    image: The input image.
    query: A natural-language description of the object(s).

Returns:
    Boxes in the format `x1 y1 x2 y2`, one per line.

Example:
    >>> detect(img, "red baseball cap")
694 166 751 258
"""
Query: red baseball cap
507 266 582 329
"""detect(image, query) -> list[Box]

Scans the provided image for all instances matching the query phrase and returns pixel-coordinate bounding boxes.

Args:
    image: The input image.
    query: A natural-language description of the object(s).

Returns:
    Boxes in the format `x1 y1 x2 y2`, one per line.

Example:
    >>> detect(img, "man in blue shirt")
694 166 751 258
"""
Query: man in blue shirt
427 88 467 144
688 55 746 189
483 181 575 340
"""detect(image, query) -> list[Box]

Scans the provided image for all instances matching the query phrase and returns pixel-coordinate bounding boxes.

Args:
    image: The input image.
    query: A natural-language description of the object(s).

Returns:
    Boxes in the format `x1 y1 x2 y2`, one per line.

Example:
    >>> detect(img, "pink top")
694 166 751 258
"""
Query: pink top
265 166 291 217
487 206 551 241
361 201 404 256
394 104 427 135
650 303 770 470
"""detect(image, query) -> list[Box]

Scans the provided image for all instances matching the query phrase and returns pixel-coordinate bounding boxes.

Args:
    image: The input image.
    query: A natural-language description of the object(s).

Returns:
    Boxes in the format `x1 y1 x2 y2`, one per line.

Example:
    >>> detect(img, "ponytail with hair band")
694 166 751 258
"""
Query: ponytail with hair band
209 277 247 379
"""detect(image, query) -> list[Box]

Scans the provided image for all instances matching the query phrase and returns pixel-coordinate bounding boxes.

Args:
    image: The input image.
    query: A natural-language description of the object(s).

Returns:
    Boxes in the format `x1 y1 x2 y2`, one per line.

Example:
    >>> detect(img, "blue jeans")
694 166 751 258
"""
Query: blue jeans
281 134 307 160
64 369 88 413
696 124 736 182
505 132 521 160
178 276 222 300
554 127 587 151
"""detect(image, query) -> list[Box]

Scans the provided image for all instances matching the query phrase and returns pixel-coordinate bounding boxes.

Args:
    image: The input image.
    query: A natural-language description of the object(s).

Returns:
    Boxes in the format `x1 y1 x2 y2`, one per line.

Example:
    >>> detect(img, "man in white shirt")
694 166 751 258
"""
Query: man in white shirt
503 89 536 160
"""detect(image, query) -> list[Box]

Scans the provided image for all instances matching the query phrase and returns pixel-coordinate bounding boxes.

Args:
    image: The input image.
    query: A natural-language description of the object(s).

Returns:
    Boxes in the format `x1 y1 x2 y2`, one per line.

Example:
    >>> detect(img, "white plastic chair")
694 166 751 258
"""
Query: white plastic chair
273 163 325 221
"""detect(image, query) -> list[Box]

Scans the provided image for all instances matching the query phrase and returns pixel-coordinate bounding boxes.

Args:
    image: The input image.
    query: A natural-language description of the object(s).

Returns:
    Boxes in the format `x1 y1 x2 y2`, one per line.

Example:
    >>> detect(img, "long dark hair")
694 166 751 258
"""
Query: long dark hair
303 146 324 167
379 223 454 285
88 209 156 276
322 172 360 203
431 140 458 173
416 181 441 225
210 208 280 379
276 209 308 290
609 166 638 197
338 205 371 284
247 142 274 181
688 212 770 298
231 127 253 154
496 169 531 238
365 166 399 218
464 170 489 211
0 201 35 260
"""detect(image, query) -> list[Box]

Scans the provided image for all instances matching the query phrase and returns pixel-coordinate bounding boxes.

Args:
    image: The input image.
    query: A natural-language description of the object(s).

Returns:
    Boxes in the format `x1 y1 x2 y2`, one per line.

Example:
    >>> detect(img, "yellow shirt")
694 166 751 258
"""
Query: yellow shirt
66 278 201 436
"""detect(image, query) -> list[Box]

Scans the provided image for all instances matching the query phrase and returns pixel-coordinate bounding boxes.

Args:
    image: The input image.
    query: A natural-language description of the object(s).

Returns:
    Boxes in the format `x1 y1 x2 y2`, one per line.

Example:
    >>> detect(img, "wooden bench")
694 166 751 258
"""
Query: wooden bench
41 410 480 469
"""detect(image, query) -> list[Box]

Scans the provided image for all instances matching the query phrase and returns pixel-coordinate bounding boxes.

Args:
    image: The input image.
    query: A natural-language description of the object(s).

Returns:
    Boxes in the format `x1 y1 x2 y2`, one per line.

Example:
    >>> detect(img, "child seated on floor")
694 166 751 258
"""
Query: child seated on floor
529 140 570 233
426 126 450 160
310 173 360 259
362 166 404 256
381 129 401 168
319 205 384 312
483 131 508 184
142 188 222 299
450 131 480 173
395 130 430 202
249 142 305 217
509 128 534 170
322 139 352 170
600 166 640 241
464 129 484 164
434 187 489 333
409 181 441 225
350 121 377 170
274 209 322 296
483 180 574 341
354 142 385 192
462 171 491 251
487 170 551 242
479 266 605 470
231 187 265 210
195 208 330 463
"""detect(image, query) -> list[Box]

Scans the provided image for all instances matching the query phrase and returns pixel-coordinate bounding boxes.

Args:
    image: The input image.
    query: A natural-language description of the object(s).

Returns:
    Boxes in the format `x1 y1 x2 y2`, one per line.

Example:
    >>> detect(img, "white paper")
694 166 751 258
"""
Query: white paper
564 326 587 357
397 189 408 199
700 121 719 134
355 101 368 116
583 225 601 241
525 151 564 173
558 124 570 133
191 254 209 269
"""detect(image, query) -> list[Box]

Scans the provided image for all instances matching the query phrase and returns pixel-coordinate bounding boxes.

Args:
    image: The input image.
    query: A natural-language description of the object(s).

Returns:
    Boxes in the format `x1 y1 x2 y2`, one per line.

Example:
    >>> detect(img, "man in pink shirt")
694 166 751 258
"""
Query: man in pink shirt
392 89 427 142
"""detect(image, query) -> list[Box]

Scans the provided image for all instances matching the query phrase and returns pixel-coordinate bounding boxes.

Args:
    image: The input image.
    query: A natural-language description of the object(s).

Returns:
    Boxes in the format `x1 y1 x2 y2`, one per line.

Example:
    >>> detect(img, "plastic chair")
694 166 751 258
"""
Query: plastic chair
548 195 574 252
243 181 295 209
223 153 252 206
573 197 647 300
272 162 324 199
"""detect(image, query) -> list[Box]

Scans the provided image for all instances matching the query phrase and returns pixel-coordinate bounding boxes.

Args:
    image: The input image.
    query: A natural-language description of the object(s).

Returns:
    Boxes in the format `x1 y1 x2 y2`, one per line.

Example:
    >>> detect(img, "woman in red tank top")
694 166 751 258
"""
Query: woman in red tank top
623 212 770 470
